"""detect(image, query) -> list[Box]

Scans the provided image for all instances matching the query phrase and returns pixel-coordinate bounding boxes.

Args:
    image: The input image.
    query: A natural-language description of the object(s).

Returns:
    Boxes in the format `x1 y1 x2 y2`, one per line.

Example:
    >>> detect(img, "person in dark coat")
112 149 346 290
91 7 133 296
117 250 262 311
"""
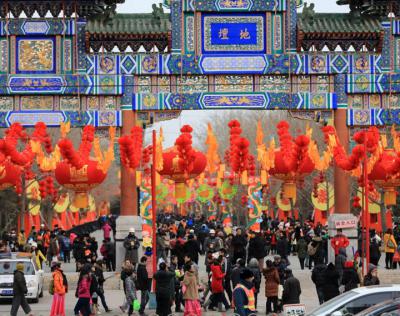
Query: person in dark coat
183 233 200 264
311 261 327 304
273 255 287 285
370 233 382 266
282 269 301 305
93 260 111 312
276 234 289 260
136 256 150 316
247 232 267 268
322 263 340 302
231 258 245 289
11 262 32 316
296 235 308 270
232 228 247 263
335 247 347 283
309 235 324 269
341 261 360 292
123 228 140 266
220 248 233 302
364 264 380 286
154 262 176 316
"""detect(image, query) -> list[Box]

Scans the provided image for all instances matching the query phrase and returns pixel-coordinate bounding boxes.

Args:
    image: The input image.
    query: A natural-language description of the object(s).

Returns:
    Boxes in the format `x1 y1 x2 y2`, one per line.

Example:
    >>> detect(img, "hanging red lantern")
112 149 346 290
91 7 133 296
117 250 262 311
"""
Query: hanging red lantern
158 147 206 199
369 149 400 206
55 160 107 208
269 121 314 200
158 125 206 199
56 125 111 208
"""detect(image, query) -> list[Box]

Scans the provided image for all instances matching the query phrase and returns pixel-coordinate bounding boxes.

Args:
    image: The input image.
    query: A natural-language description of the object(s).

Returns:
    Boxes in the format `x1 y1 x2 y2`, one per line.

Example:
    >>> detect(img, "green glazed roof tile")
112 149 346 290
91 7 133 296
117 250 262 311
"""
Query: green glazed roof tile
86 13 170 35
298 13 382 33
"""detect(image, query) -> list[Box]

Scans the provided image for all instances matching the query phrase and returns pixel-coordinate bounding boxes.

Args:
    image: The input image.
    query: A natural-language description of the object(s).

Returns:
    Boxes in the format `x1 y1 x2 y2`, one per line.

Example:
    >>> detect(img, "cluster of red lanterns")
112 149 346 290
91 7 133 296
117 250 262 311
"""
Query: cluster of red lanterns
119 126 143 170
141 145 153 177
175 125 196 174
56 125 108 208
269 121 314 199
39 176 58 202
227 120 250 175
31 122 53 154
323 126 379 171
158 125 206 199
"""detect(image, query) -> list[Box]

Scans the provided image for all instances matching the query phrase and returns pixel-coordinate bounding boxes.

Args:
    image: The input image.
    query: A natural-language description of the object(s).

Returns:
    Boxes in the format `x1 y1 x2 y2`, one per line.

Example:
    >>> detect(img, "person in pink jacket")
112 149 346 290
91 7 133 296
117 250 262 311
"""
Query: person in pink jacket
74 264 92 316
102 222 112 240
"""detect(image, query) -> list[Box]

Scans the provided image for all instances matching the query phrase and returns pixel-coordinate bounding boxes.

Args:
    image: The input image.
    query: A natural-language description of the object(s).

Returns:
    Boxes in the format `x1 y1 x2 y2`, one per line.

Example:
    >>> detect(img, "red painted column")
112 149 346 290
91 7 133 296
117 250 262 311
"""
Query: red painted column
120 111 138 216
334 109 350 214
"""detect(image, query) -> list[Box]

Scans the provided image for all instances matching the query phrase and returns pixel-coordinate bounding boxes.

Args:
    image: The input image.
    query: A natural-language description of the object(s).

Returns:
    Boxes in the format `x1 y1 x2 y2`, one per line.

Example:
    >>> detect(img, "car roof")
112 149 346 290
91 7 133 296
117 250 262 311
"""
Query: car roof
0 252 32 262
352 285 400 293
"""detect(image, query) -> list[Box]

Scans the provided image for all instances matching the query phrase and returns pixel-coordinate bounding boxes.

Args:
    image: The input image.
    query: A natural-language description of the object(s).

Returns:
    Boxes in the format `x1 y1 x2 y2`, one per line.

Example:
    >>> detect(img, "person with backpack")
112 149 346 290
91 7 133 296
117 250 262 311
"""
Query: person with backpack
384 228 397 269
308 234 323 269
50 261 67 316
60 232 71 264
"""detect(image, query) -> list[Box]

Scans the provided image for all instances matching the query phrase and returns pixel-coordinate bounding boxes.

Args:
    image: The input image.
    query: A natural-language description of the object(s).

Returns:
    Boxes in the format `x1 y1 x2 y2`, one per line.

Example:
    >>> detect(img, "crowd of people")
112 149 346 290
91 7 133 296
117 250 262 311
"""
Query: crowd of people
2 212 400 316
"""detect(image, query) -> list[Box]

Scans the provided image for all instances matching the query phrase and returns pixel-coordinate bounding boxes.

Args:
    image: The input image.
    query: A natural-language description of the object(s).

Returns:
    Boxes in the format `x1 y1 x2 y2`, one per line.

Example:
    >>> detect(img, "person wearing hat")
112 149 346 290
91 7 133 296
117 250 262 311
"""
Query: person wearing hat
11 262 33 316
364 263 380 286
50 261 67 316
123 228 140 266
204 229 221 254
232 268 256 316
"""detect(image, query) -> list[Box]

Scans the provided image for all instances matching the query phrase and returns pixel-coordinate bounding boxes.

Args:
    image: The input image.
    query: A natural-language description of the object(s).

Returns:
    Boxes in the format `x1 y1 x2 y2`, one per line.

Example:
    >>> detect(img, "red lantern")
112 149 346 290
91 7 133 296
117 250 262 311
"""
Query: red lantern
0 161 20 190
55 160 106 208
269 121 314 199
369 149 400 206
158 147 206 199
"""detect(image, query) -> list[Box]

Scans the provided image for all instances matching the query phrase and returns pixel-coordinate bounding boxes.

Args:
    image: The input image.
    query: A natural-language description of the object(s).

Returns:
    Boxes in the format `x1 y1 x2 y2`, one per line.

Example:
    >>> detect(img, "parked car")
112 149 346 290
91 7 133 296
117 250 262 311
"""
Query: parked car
0 253 44 303
355 298 400 316
308 285 400 316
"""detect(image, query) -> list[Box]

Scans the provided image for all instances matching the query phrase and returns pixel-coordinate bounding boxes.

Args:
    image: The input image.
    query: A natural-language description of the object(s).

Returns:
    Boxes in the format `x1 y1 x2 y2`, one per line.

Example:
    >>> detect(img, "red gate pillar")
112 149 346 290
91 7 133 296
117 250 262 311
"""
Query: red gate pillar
120 110 138 216
334 109 350 214
329 108 357 264
116 110 140 270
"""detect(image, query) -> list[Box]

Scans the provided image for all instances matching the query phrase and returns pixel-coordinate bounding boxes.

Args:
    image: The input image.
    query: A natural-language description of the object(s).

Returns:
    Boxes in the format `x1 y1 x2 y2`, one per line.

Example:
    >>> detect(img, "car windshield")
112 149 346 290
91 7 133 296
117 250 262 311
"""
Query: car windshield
308 290 359 316
0 261 35 275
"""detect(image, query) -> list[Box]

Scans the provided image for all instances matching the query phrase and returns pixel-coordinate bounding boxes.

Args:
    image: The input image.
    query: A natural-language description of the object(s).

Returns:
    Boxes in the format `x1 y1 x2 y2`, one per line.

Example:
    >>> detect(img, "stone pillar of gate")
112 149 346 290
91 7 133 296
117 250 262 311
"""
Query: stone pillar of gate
328 108 358 263
115 110 141 271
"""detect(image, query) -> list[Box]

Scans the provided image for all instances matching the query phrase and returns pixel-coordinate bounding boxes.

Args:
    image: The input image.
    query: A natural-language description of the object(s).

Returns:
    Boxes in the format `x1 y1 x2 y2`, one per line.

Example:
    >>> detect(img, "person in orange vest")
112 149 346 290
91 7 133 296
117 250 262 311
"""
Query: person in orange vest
330 229 350 256
232 268 256 316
